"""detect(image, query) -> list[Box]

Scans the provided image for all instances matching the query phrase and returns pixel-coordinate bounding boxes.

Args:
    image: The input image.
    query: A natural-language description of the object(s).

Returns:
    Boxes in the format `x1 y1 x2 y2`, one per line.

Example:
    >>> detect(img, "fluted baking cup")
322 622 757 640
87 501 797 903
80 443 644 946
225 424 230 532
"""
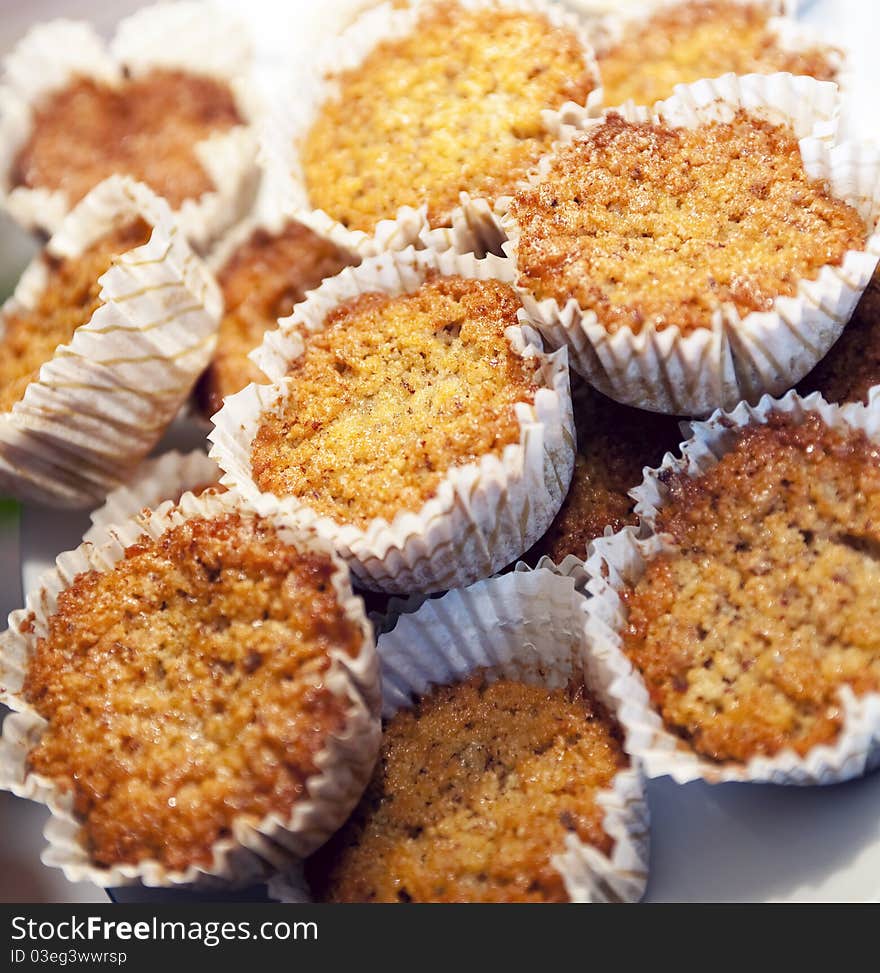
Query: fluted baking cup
259 0 601 260
584 388 880 785
486 72 880 415
0 2 261 251
0 175 222 507
84 449 221 545
272 570 649 903
209 246 575 593
0 488 380 887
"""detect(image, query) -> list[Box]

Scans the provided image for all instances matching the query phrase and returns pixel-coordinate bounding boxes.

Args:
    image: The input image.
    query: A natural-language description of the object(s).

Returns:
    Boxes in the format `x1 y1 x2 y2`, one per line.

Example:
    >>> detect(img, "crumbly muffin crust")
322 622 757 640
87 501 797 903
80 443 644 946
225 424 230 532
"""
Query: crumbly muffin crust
302 0 596 232
307 672 627 902
198 222 355 416
511 111 867 336
798 273 880 405
13 70 242 210
0 220 152 414
524 385 682 563
22 512 362 872
251 275 535 527
623 413 880 764
598 0 839 108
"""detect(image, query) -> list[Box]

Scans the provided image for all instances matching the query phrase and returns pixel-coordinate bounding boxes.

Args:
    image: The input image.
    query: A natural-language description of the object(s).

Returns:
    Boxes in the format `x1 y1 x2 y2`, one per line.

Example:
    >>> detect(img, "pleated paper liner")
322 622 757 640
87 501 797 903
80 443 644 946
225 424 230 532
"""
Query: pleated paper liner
259 0 602 260
209 246 576 594
0 1 261 251
0 175 222 507
584 389 880 786
84 448 221 545
272 570 649 903
0 488 381 888
459 72 880 415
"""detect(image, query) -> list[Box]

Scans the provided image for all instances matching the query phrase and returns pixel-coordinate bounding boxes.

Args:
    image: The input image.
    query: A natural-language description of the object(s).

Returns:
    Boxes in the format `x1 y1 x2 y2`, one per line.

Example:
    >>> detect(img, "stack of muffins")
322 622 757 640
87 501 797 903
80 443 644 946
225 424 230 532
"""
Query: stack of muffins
0 0 877 902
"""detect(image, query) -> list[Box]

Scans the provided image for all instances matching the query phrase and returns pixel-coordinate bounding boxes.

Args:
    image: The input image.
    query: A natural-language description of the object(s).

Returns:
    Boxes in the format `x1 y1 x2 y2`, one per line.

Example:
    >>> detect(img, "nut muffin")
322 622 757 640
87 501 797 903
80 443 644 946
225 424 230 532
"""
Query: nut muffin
622 412 880 765
16 506 373 875
199 221 355 417
12 69 242 213
798 273 880 405
510 110 867 337
597 0 839 108
0 219 151 415
307 671 628 902
524 385 682 563
250 275 536 528
301 0 597 233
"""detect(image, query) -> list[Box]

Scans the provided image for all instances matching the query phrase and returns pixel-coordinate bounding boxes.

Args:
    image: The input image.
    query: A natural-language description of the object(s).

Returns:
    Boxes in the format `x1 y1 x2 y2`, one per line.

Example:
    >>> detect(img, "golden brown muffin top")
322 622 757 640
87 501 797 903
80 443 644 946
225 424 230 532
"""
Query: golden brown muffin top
307 671 627 902
0 219 152 414
598 0 839 108
198 222 356 416
13 69 242 210
798 274 880 405
524 385 682 564
623 413 880 764
302 0 596 232
22 512 362 872
251 275 535 528
511 111 867 336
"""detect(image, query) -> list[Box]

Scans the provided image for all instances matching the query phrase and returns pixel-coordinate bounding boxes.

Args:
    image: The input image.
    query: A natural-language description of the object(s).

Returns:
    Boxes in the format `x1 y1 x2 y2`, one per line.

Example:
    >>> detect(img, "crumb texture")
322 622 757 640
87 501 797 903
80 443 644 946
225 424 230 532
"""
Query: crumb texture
13 70 242 209
799 274 880 405
23 513 362 872
251 275 535 527
199 222 355 416
598 0 839 108
0 220 151 414
303 0 595 231
511 112 866 335
307 673 627 902
623 413 880 764
524 383 682 563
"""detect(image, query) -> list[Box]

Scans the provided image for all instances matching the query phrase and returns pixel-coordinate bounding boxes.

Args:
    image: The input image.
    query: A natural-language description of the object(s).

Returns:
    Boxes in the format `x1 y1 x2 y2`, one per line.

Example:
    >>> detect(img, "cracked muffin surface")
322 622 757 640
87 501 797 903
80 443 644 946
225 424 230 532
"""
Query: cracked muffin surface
597 0 839 109
510 111 866 336
13 70 242 209
251 275 535 528
307 672 627 902
22 511 362 872
623 413 880 764
302 0 596 232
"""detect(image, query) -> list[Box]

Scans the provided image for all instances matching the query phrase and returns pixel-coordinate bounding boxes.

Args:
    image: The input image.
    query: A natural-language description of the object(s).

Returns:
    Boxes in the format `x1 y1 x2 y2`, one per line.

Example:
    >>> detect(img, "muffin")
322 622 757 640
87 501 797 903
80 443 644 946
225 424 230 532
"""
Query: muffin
309 673 626 902
265 0 598 256
0 176 221 507
0 490 379 885
499 74 879 414
305 571 648 902
199 220 356 417
798 273 880 406
597 0 840 108
585 393 880 784
523 384 682 564
0 6 258 247
210 248 574 593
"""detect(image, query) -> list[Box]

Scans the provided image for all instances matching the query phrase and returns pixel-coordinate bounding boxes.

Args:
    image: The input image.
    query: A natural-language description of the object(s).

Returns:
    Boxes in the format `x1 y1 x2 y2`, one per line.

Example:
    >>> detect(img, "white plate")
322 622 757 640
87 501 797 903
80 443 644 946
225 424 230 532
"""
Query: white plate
10 0 880 904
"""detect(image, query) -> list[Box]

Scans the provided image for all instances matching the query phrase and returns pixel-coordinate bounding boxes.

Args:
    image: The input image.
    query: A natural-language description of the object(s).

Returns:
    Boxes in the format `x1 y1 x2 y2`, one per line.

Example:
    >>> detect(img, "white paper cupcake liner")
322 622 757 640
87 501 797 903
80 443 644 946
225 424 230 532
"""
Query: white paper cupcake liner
0 488 381 888
259 0 602 260
0 175 222 507
209 246 575 594
271 570 649 903
583 388 880 785
84 448 221 545
482 72 880 415
0 2 261 251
